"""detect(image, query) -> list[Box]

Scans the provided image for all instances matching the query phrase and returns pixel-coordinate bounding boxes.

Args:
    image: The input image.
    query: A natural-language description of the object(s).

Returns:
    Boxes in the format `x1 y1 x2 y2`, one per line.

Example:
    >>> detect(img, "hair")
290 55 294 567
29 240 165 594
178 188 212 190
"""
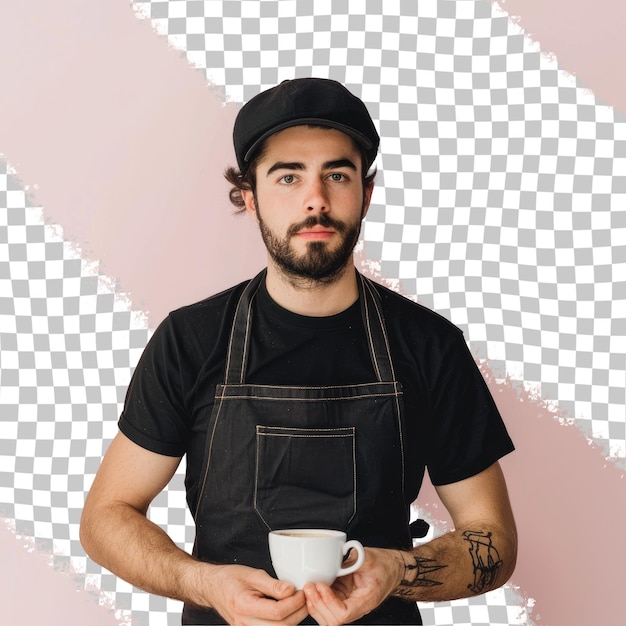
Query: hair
224 126 377 214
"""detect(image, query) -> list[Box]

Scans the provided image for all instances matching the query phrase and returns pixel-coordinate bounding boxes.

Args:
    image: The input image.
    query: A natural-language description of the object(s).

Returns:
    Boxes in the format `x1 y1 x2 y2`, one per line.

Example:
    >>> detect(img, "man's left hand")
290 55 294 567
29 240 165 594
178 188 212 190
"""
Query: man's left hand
302 547 403 626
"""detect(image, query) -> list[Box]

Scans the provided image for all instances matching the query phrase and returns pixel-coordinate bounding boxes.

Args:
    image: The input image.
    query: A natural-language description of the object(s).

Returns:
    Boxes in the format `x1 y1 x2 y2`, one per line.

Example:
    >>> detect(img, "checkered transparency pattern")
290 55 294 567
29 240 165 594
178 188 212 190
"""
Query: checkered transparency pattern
0 163 163 624
132 0 626 462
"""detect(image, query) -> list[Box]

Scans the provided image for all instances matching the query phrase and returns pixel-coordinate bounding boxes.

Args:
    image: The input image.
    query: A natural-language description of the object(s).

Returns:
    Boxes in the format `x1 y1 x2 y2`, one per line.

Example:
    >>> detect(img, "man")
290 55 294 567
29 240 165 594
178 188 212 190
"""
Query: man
80 78 517 625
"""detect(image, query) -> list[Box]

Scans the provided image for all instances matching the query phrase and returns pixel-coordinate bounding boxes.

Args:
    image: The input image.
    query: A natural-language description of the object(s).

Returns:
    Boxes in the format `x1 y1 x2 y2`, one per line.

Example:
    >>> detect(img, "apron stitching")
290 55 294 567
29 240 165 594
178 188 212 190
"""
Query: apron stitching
257 433 354 438
224 273 264 385
222 306 241 386
197 277 260 516
216 393 402 401
239 290 256 384
221 382 397 391
254 430 272 531
224 280 249 383
360 275 383 382
195 390 226 519
364 278 398 381
363 277 407 498
257 426 354 433
351 428 357 525
393 389 406 497
254 427 358 529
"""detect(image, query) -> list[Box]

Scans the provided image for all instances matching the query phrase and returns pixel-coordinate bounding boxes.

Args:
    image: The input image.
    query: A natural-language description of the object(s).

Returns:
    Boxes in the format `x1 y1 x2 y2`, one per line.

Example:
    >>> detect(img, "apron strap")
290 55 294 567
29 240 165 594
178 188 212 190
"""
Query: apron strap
224 269 397 384
223 269 266 384
357 272 397 383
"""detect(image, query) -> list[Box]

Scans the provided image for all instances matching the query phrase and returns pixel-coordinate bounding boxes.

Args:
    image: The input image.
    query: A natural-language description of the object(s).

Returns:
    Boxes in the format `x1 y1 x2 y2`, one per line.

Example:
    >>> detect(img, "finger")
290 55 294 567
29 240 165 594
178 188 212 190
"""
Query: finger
317 582 371 624
284 601 311 625
303 583 331 625
275 590 308 616
249 570 298 600
249 590 308 622
316 582 348 609
330 576 352 599
304 583 347 626
248 601 310 626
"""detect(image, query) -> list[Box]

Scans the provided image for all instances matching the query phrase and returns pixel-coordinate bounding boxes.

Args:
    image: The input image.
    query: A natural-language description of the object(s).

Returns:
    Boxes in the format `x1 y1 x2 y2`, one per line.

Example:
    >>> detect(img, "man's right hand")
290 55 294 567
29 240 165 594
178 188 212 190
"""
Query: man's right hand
81 434 309 625
197 563 308 625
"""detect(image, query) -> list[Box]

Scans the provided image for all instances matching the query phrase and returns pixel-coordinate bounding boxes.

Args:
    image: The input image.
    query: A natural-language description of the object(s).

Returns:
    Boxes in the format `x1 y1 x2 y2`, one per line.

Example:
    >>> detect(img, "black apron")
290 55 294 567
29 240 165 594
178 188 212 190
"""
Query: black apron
183 271 421 624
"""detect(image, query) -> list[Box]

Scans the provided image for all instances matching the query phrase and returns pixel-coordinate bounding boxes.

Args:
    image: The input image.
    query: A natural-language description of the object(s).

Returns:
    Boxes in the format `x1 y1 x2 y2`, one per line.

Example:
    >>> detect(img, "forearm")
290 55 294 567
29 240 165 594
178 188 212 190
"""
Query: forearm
392 521 517 603
81 502 309 623
80 501 208 607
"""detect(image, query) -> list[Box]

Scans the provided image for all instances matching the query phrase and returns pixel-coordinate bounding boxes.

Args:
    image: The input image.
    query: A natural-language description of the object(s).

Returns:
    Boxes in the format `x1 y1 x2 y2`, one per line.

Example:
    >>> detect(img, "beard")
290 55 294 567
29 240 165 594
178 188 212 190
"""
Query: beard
256 204 364 284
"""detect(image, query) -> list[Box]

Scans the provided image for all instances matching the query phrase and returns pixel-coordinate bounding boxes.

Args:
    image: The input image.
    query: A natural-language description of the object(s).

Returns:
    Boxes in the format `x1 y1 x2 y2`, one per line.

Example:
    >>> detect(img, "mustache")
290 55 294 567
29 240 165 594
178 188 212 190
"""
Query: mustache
286 214 348 237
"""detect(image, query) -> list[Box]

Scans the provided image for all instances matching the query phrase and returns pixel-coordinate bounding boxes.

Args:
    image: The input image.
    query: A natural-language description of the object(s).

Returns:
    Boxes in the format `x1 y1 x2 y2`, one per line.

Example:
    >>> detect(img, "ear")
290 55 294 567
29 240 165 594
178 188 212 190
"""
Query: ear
361 179 374 219
241 189 259 223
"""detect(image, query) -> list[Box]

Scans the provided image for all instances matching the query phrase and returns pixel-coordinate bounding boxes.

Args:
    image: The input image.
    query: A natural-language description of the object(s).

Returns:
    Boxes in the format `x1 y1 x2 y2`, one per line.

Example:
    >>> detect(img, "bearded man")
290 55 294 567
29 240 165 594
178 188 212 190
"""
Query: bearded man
81 78 517 625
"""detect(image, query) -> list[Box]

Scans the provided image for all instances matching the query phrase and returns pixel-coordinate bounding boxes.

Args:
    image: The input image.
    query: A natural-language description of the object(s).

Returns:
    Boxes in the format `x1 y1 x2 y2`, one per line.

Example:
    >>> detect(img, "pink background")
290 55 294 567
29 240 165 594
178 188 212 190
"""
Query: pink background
1 1 624 624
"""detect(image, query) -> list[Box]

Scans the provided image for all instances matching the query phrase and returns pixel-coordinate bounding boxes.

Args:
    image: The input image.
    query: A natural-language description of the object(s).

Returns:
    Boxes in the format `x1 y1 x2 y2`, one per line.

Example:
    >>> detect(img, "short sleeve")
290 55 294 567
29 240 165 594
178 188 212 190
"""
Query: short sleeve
118 316 190 457
425 333 514 486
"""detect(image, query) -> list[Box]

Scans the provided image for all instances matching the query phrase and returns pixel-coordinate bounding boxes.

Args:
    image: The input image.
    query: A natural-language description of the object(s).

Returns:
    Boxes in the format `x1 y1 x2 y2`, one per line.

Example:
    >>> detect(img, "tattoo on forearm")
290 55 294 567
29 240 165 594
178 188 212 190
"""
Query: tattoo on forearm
397 555 447 594
395 529 504 599
463 530 503 593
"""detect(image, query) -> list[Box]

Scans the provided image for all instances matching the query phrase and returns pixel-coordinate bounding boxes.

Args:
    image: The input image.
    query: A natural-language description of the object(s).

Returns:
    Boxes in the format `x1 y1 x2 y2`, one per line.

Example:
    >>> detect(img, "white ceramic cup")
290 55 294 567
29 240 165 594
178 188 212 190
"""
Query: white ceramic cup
268 529 365 590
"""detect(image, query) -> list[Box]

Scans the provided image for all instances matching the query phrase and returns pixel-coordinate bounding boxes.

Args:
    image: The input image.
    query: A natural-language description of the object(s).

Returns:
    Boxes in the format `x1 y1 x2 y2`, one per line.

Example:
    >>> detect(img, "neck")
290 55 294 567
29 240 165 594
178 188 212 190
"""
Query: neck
264 259 359 317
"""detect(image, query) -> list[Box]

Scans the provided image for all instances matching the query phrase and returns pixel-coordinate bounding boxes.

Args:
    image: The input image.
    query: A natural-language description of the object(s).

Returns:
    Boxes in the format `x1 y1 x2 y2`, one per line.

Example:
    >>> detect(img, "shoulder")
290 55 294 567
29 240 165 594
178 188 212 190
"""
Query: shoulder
166 279 250 335
169 279 250 324
368 277 464 341
365 277 474 381
147 279 252 363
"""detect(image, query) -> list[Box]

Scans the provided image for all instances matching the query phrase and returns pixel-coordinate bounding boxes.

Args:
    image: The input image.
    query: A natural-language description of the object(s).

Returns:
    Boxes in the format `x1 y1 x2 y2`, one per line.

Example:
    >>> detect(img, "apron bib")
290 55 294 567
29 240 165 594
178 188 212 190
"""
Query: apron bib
183 271 421 624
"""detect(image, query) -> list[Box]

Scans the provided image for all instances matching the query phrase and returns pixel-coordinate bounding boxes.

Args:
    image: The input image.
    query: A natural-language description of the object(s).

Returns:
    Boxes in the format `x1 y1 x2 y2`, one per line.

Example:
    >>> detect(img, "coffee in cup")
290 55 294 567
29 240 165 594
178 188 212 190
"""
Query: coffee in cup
268 529 365 590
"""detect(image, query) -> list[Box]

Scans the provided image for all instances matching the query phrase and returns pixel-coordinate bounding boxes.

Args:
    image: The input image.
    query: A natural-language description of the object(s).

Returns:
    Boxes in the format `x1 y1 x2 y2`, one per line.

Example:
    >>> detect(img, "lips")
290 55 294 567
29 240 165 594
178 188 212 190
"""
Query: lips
286 216 347 238
294 228 335 239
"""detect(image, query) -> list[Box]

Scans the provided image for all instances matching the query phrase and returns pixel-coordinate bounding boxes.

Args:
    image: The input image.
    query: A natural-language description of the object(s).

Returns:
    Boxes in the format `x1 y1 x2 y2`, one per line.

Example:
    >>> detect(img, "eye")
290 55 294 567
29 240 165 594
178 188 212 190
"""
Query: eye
328 172 348 182
279 174 297 184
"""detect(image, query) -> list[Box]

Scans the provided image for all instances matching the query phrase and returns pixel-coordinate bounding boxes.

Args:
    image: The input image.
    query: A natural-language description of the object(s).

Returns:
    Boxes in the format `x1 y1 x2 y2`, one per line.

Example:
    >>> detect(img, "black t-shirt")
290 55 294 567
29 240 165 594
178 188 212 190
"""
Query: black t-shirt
119 275 514 514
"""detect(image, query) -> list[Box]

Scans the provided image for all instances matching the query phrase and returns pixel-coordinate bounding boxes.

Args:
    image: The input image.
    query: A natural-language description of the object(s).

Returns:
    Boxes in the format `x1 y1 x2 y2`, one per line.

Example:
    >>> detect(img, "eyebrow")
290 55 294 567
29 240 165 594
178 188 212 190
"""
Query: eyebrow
265 158 358 176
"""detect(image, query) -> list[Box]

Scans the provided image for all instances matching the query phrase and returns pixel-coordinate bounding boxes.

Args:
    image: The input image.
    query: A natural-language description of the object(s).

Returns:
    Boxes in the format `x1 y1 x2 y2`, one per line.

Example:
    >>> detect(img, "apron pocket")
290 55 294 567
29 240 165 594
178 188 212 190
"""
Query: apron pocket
255 425 356 531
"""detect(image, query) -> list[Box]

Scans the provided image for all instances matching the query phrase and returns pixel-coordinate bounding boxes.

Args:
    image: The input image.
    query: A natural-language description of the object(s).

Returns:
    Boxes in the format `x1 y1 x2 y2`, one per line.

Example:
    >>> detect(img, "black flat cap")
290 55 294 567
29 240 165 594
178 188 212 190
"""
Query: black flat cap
233 78 380 170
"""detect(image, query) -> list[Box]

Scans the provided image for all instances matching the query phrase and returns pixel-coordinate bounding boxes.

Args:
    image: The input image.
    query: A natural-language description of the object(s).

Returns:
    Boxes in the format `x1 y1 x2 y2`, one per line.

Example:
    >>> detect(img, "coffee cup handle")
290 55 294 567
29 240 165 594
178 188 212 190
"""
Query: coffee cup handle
338 540 365 577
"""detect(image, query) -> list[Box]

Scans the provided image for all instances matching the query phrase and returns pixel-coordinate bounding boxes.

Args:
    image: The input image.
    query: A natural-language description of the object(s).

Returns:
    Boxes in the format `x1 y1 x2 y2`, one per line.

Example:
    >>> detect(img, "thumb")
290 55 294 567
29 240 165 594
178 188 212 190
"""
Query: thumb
251 570 297 599
272 578 299 599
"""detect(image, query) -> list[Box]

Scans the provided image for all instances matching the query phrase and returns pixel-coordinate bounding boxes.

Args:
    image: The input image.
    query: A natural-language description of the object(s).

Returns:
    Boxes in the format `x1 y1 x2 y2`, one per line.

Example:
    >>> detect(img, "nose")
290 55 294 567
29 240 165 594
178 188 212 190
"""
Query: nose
303 177 329 213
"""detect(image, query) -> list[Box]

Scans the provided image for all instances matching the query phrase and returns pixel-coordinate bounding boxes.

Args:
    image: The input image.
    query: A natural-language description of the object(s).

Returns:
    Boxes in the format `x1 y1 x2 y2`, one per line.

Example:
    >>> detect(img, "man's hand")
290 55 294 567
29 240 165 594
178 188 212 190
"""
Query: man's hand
303 463 517 626
302 548 403 626
81 434 309 625
200 563 309 625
